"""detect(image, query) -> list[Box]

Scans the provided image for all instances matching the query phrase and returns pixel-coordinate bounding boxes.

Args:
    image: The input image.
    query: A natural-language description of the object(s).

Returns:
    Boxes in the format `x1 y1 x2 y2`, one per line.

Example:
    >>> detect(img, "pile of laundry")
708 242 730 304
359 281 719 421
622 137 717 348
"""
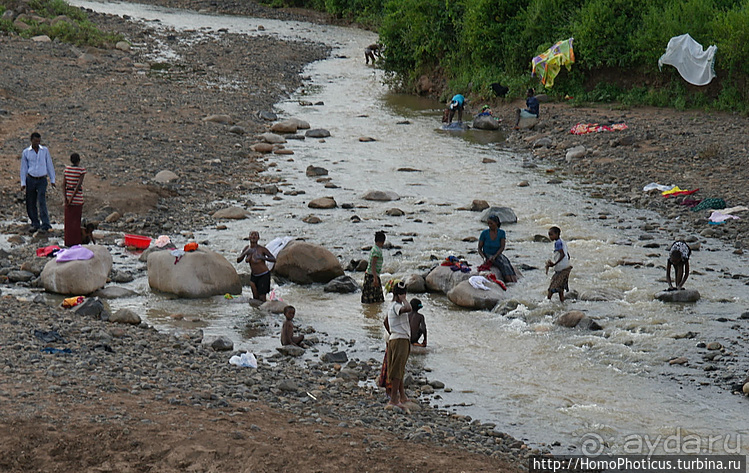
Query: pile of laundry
642 182 699 197
569 122 628 135
441 255 471 273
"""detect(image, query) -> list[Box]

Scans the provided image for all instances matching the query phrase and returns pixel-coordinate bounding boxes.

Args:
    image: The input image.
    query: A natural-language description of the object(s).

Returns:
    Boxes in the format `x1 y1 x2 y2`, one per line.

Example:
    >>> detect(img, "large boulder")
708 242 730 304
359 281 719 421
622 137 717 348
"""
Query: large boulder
425 265 471 294
274 241 344 284
270 120 299 133
324 275 360 293
404 273 427 293
447 280 505 310
655 289 701 303
480 207 518 225
362 190 400 201
147 249 241 298
555 310 603 330
472 116 501 130
41 245 113 295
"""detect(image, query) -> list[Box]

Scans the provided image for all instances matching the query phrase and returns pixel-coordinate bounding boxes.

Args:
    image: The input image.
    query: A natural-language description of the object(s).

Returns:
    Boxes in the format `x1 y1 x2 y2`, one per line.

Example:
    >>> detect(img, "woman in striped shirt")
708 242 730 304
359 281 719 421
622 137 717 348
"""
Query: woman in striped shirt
62 153 86 246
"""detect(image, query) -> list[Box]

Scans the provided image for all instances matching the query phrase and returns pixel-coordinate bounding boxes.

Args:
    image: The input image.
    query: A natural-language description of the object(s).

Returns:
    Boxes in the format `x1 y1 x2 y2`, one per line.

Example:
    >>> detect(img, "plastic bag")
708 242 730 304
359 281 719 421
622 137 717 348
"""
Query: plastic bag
229 351 257 368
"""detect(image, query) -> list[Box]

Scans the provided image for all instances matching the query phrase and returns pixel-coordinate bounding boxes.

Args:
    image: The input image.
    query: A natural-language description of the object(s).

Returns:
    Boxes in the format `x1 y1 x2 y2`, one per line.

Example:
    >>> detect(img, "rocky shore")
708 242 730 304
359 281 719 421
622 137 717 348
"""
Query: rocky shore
1 0 748 470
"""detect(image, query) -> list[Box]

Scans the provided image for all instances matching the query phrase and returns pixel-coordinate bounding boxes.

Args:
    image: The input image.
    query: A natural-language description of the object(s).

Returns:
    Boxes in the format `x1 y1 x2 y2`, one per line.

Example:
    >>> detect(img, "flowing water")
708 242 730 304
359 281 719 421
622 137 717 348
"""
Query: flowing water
30 0 749 455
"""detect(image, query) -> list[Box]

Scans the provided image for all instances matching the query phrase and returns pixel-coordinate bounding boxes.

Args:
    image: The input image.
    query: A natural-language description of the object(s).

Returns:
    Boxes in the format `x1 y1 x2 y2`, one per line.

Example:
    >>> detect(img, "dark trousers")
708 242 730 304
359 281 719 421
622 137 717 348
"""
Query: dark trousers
25 176 50 230
64 204 82 246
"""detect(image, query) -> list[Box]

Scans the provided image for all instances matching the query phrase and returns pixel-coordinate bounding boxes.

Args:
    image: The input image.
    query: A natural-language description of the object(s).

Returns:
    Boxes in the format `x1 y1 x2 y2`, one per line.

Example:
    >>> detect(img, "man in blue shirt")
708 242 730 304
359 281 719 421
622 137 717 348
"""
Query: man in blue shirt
446 93 465 124
20 132 56 232
514 88 540 129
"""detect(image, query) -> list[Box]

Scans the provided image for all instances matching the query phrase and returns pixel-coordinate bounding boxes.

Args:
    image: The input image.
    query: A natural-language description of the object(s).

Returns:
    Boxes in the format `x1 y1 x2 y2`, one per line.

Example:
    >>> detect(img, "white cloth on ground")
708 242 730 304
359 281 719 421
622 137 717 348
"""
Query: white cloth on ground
709 211 740 223
658 34 717 86
264 236 294 270
721 206 749 214
643 182 674 192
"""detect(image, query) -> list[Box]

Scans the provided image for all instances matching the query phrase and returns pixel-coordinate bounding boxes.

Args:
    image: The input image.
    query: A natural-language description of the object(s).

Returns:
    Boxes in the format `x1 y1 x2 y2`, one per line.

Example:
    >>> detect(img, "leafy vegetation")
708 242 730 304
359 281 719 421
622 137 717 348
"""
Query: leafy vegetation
0 0 123 47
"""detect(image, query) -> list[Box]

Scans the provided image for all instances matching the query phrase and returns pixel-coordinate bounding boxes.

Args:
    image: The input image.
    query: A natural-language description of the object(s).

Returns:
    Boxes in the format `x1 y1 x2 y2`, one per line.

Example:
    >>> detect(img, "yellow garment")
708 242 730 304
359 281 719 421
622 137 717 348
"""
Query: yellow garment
62 296 85 308
531 38 575 88
661 186 685 196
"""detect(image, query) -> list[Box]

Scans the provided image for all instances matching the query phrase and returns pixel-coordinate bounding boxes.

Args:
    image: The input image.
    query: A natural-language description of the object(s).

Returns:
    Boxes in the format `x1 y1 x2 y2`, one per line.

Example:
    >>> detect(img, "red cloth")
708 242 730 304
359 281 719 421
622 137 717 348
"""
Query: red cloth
36 245 61 257
663 188 699 198
477 261 492 272
485 273 507 291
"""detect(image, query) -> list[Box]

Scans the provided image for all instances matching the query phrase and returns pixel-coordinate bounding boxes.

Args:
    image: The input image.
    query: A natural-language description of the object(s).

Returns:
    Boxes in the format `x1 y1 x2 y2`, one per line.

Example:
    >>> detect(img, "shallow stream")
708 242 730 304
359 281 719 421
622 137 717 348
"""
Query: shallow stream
26 0 749 455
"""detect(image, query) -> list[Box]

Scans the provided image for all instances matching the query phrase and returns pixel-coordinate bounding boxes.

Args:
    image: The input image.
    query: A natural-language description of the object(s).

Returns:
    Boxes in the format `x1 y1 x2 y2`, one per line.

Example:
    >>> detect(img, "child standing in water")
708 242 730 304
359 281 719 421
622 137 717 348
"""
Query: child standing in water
361 231 386 304
545 226 572 302
666 241 691 290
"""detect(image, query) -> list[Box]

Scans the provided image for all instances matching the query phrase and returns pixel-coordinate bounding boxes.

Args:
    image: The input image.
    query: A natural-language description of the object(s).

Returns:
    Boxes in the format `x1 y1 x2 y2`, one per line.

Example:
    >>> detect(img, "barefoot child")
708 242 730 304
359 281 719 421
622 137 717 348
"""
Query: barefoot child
281 305 304 347
666 241 691 290
545 226 572 302
408 298 427 347
385 281 412 411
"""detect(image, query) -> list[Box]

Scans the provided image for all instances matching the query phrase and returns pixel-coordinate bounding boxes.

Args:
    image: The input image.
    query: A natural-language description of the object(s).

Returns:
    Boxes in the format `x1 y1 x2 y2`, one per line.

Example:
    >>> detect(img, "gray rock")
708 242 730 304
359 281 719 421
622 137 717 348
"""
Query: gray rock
109 270 135 283
211 207 250 219
257 110 277 121
74 297 110 321
210 336 234 352
385 208 404 216
324 275 360 293
259 132 286 144
110 308 141 325
7 270 34 282
203 114 233 124
471 199 489 211
555 311 603 330
228 126 246 135
404 273 427 293
565 145 587 162
260 300 288 314
92 286 137 299
277 345 305 357
277 379 299 391
154 170 179 183
533 137 553 148
306 128 331 138
655 289 701 303
308 197 337 209
306 165 328 177
322 351 348 363
480 207 518 225
362 190 400 201
472 116 500 130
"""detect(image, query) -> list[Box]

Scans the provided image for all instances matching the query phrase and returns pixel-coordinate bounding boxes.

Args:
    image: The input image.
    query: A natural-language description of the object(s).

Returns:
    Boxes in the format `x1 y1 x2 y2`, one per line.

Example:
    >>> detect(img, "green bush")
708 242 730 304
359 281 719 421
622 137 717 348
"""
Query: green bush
570 0 643 68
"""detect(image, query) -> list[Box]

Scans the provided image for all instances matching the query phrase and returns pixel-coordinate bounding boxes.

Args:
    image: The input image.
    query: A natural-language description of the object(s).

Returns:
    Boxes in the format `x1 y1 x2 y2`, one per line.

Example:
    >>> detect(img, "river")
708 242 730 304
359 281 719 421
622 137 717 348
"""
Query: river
46 0 749 456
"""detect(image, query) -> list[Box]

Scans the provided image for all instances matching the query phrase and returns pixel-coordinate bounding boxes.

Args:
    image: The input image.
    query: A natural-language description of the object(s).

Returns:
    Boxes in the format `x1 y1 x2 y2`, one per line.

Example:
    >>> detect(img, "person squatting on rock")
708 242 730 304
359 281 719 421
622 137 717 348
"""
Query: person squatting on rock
62 152 86 247
361 230 386 304
364 43 381 65
545 226 572 302
478 215 518 283
514 88 540 129
666 241 691 291
237 231 276 301
385 281 412 411
281 305 304 347
408 298 427 347
20 132 56 233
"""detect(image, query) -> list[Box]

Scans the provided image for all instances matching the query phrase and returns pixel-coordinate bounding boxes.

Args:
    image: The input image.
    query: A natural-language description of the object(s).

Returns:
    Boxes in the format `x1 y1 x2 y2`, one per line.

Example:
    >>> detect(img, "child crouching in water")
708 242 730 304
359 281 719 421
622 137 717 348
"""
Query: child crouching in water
281 305 304 347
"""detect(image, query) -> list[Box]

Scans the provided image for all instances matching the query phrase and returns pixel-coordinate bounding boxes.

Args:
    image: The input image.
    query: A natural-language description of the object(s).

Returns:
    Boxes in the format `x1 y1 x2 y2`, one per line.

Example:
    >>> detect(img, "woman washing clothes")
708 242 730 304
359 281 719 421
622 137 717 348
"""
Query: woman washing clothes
478 215 518 283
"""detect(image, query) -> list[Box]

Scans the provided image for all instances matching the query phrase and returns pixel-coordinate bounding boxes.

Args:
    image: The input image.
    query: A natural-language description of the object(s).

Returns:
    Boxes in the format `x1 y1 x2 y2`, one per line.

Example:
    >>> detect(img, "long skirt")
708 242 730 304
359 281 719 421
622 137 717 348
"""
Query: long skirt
492 254 516 278
64 204 82 247
549 266 573 294
361 272 384 303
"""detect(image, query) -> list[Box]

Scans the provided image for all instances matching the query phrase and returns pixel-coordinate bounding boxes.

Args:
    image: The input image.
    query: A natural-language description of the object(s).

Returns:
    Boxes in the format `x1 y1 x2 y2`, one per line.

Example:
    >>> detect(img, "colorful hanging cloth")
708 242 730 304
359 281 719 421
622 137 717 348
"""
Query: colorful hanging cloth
531 38 575 88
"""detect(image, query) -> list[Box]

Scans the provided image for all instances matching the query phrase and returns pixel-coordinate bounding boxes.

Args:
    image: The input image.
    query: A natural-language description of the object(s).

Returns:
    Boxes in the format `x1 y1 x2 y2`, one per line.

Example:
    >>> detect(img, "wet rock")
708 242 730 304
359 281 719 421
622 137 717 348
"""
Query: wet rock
654 289 700 303
471 200 489 212
147 249 241 298
743 383 749 395
308 197 336 209
7 270 34 282
706 341 722 350
346 259 368 272
362 190 400 201
472 116 500 130
306 165 328 177
274 241 344 284
555 311 602 330
277 345 305 357
518 181 529 187
425 265 471 294
209 336 234 352
447 280 505 310
480 207 518 225
322 351 348 363
404 273 427 293
302 215 322 224
324 275 360 293
385 208 404 217
257 110 277 121
668 357 688 365
41 245 113 295
306 128 330 138
212 207 250 219
153 170 179 183
532 137 552 148
74 297 109 320
260 300 287 314
578 289 623 302
93 286 137 299
271 120 299 133
251 142 274 153
259 132 286 144
287 117 310 129
359 136 376 142
110 308 141 325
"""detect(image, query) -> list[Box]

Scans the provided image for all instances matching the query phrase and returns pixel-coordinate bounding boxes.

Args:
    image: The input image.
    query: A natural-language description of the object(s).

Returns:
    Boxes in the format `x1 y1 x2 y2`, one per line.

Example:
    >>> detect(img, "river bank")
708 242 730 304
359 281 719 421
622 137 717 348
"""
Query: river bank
0 5 529 471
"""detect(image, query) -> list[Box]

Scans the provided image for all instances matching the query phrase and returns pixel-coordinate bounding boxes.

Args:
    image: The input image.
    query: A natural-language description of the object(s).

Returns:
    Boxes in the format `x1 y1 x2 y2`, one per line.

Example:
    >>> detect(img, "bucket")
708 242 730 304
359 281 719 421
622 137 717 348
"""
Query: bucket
124 234 152 249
